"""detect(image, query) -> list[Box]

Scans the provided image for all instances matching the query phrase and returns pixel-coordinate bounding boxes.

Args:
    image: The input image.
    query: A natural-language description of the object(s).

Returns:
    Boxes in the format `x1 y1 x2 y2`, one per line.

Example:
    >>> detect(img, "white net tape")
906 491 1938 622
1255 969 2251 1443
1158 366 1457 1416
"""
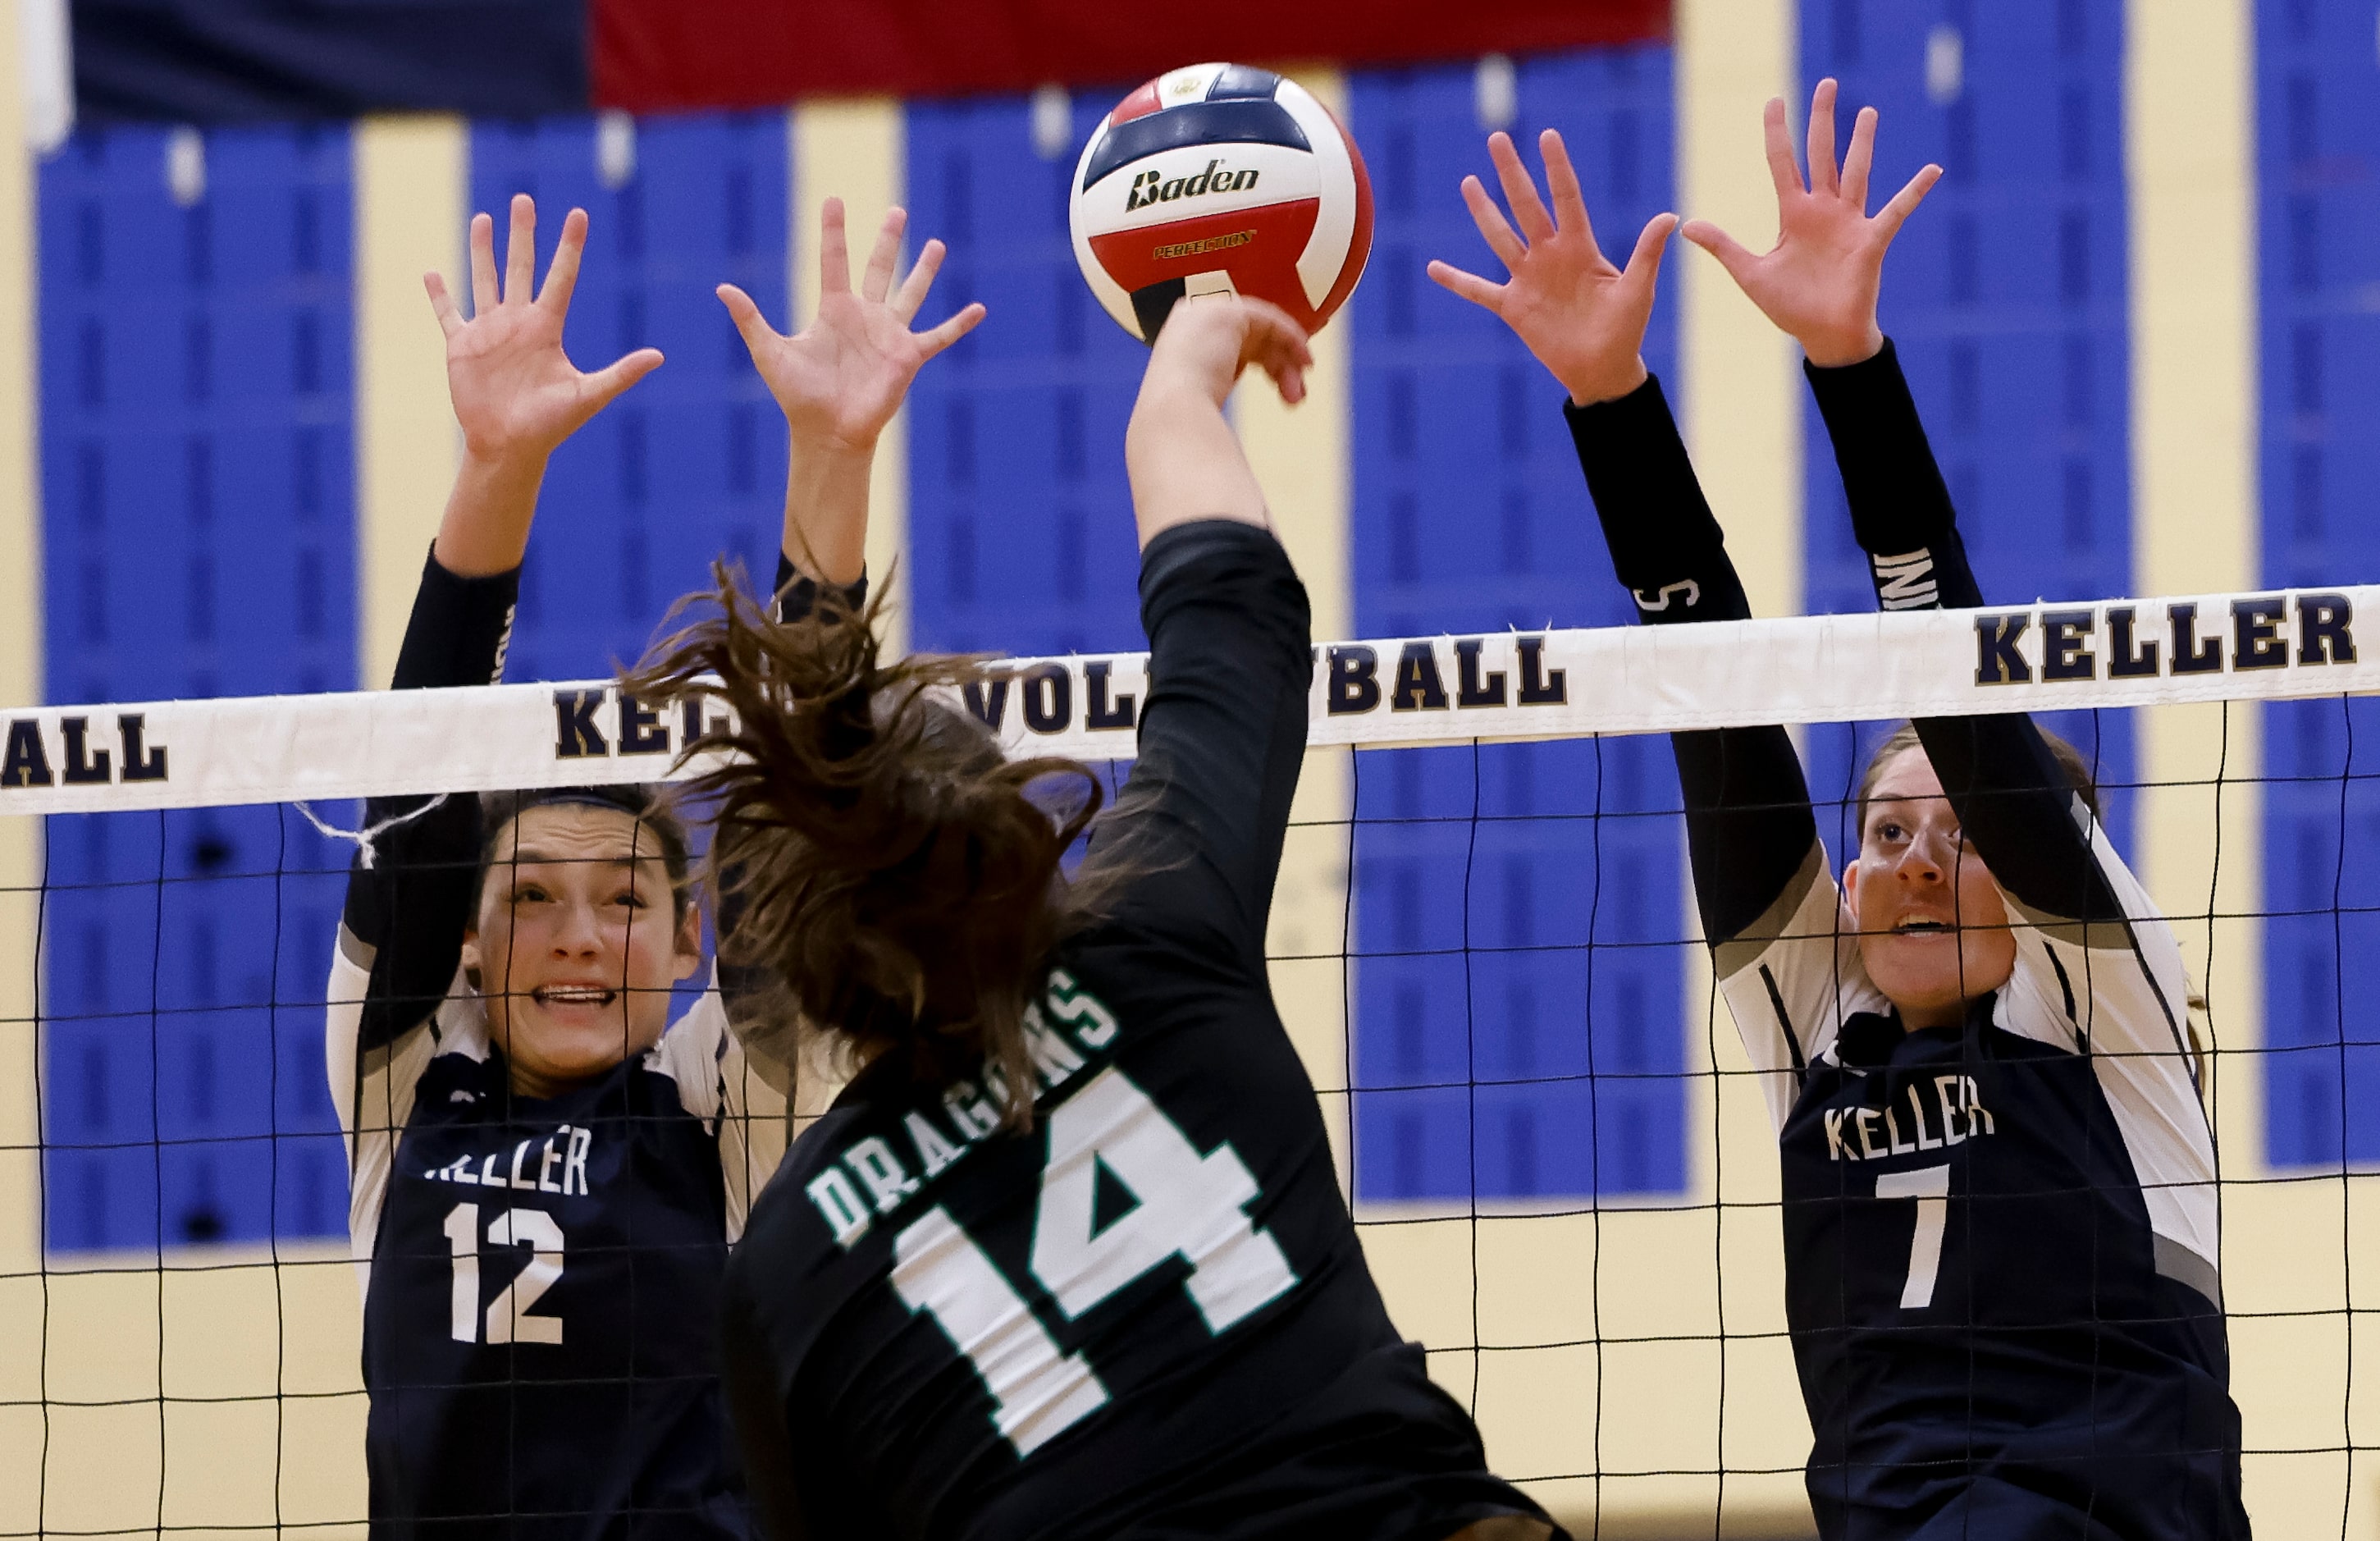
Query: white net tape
0 585 2364 814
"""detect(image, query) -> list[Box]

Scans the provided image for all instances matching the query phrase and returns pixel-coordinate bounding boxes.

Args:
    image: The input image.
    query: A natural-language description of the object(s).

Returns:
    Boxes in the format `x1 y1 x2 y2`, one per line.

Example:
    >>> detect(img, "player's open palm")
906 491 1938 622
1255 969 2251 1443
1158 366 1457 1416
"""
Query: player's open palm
1428 129 1677 407
1683 78 1942 368
426 195 663 464
721 198 986 456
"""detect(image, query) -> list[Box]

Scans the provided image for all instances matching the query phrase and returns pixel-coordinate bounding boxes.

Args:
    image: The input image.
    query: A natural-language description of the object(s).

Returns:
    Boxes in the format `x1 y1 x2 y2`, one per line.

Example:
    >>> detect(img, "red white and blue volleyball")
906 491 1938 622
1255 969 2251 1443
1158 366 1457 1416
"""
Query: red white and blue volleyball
1070 63 1374 341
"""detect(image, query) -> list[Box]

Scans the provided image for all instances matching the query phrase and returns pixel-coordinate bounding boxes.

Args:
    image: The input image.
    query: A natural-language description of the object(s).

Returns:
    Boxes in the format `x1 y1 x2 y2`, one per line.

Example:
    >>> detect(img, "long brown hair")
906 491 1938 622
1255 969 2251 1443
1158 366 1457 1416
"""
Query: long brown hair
625 567 1107 1129
1854 720 2104 839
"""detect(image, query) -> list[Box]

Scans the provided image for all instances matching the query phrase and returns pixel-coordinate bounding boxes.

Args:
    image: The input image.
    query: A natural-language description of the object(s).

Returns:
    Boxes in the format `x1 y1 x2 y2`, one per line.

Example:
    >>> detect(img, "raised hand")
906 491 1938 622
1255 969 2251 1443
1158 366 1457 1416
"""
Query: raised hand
1680 78 1942 368
426 194 663 465
1427 129 1678 407
1144 293 1313 409
425 195 662 576
719 199 984 455
1126 295 1312 546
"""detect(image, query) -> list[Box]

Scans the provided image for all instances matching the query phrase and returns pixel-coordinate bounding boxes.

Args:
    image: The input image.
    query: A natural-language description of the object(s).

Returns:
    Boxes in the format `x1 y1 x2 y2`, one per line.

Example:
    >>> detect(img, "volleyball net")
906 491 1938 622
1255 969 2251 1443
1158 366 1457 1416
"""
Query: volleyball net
2 583 2376 1539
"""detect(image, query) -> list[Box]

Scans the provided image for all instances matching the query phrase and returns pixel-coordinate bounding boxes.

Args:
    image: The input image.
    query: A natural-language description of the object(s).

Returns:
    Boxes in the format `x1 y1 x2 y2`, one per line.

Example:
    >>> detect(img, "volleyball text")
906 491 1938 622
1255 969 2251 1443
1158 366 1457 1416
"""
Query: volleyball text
1974 593 2355 686
0 711 169 789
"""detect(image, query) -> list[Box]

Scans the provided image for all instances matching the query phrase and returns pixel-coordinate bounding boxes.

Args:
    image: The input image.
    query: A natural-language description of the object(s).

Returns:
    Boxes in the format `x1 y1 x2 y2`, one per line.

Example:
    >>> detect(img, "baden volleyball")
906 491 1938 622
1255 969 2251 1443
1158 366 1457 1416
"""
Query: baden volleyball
1069 62 1373 342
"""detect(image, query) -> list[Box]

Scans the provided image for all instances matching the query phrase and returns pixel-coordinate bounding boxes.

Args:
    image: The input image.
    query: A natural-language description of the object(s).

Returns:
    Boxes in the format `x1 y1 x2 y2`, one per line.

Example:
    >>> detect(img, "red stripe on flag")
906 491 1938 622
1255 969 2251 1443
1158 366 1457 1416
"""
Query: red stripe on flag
592 0 1669 112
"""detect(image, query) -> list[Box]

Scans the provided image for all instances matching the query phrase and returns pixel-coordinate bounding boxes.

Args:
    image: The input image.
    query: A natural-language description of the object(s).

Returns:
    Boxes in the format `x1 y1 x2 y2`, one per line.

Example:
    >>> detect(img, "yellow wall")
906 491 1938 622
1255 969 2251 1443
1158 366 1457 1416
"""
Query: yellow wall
791 100 908 658
0 0 47 1524
354 118 466 691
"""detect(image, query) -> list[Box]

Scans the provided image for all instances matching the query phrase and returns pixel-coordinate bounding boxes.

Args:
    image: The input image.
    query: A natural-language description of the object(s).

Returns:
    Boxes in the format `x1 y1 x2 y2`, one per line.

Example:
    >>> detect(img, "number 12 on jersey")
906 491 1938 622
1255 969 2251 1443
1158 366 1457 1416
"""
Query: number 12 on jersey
890 1067 1299 1456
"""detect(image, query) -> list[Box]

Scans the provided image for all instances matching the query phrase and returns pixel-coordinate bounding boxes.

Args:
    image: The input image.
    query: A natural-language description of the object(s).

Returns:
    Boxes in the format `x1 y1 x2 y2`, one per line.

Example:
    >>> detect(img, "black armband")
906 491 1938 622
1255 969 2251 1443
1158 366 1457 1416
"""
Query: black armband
1804 337 1983 611
774 550 868 624
391 545 520 691
1565 373 1752 625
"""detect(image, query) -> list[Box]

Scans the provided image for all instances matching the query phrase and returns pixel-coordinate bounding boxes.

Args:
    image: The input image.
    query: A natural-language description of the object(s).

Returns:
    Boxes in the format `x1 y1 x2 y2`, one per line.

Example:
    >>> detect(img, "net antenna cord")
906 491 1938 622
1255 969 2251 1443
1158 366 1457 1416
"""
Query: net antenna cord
0 583 2368 815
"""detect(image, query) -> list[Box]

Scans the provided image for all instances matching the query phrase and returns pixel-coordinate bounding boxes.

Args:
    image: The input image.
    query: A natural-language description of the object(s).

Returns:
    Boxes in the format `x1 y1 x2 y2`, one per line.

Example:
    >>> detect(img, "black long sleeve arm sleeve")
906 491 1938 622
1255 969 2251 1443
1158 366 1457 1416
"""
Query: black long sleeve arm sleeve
1807 341 2122 925
1566 376 1818 947
1084 521 1313 974
340 546 520 1050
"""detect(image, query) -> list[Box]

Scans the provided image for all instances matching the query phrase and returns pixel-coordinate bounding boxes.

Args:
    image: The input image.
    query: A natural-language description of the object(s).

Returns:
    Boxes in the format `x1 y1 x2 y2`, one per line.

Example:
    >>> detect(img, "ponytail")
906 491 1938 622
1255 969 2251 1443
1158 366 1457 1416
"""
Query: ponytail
625 565 1107 1129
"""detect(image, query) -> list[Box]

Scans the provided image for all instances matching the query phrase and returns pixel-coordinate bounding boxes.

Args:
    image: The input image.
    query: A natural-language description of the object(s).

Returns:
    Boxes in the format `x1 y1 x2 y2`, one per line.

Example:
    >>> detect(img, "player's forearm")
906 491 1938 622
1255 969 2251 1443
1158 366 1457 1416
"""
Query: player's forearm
1565 373 1748 624
782 437 872 587
432 448 550 579
1568 374 1814 940
1125 380 1270 548
1804 338 1983 610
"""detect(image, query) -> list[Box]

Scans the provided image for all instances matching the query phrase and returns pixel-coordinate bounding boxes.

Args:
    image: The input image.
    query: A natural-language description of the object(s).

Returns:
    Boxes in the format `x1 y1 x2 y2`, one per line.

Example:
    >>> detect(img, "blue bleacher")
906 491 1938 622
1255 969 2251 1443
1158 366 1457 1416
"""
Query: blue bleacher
39 125 355 1249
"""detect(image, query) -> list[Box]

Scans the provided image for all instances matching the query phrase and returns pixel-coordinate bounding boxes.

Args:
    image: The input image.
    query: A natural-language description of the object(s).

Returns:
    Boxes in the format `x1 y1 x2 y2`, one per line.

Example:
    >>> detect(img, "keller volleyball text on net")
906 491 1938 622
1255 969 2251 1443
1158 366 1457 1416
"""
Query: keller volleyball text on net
0 585 2370 816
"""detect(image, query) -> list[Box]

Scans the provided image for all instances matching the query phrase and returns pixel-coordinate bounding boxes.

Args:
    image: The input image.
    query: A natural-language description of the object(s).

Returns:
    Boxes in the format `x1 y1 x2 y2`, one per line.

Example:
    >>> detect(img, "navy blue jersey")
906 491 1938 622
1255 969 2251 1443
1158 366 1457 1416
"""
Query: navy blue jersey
718 522 1554 1541
1565 351 2249 1539
328 548 802 1541
348 994 747 1541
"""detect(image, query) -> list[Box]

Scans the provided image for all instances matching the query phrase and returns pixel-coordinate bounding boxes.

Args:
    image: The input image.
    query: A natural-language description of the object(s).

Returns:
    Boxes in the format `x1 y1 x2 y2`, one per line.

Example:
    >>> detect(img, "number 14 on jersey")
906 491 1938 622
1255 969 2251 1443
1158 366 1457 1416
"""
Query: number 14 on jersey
891 1067 1299 1456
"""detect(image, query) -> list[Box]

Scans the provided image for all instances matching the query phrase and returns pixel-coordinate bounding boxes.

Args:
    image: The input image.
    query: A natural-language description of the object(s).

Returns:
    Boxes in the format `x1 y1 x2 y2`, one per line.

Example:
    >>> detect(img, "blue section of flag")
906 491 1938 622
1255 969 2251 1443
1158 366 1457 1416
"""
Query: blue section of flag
72 0 587 122
1348 45 1687 1204
2255 0 2380 1169
38 124 356 1251
1799 0 2138 867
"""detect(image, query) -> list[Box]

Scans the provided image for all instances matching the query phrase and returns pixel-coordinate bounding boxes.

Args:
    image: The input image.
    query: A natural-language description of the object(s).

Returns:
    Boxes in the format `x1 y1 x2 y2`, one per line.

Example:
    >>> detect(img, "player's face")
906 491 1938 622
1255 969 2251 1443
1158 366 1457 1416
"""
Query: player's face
1842 745 2018 1031
463 803 703 1098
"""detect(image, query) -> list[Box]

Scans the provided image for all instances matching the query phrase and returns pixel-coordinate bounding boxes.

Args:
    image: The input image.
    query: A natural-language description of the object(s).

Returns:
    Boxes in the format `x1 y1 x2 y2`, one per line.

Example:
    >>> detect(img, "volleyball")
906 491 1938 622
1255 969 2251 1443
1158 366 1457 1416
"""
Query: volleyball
1068 62 1373 342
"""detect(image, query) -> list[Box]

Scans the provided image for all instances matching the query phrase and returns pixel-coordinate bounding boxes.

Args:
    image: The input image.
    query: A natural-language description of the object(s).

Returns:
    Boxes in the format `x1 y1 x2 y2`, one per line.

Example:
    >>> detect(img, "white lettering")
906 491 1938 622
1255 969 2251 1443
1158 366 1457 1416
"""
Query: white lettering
1855 1108 1884 1160
1045 968 1119 1049
1023 1004 1086 1087
1935 1077 1967 1145
846 1136 920 1214
944 1081 1003 1141
806 1169 872 1249
1908 1086 1944 1151
479 1152 503 1187
509 1141 535 1191
450 1155 479 1186
564 1126 592 1196
1963 1077 1995 1134
1825 1109 1854 1162
537 1137 563 1193
1884 1106 1916 1156
906 1110 966 1181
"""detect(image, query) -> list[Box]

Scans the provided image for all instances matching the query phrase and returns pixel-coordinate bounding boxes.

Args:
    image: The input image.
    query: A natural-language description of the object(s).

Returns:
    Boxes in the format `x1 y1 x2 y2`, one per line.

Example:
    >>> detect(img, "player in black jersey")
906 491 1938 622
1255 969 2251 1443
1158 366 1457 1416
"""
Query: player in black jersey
627 293 1559 1541
1432 83 2249 1539
329 193 983 1541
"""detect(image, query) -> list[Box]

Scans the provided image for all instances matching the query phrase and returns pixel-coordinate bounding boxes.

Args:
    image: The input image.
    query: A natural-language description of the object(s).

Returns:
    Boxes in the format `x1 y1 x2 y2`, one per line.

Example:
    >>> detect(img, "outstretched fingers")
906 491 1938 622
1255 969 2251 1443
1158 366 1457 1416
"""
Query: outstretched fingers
1620 212 1679 290
1540 130 1600 252
715 283 780 359
1806 78 1840 196
468 212 498 317
1459 175 1528 272
891 238 945 324
816 197 852 298
1487 131 1556 245
503 194 537 304
538 208 590 314
1679 217 1763 287
423 271 465 338
1841 107 1880 211
1761 96 1804 200
1425 258 1505 313
859 206 908 304
581 347 666 412
1874 162 1944 242
916 301 988 361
